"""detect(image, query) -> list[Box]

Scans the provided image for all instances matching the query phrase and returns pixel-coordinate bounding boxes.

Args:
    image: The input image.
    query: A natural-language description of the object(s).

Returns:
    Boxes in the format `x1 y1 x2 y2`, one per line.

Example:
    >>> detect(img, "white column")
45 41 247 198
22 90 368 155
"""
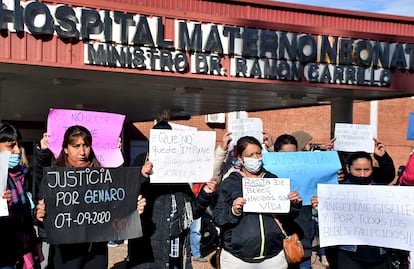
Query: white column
370 100 378 138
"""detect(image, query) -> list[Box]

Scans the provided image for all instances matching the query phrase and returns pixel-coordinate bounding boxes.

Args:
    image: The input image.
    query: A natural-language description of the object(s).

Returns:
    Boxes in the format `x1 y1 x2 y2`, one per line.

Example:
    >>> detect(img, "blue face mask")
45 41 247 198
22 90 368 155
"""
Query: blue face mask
8 153 21 169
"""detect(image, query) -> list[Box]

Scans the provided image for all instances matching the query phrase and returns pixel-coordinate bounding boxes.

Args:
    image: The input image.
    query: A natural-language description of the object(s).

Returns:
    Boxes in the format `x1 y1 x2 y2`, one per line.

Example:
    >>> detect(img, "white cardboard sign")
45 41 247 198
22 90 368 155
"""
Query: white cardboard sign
334 123 375 153
242 177 291 213
318 184 414 251
228 118 263 147
149 129 216 183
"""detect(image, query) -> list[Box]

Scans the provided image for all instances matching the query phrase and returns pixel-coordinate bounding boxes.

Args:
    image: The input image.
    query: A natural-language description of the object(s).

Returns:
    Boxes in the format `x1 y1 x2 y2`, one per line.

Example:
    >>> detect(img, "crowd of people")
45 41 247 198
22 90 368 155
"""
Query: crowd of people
0 116 412 269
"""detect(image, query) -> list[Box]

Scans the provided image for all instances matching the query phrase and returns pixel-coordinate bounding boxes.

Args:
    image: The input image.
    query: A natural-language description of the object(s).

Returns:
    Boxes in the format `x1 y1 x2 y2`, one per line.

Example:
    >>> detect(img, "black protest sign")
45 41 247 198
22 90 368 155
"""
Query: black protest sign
42 167 143 244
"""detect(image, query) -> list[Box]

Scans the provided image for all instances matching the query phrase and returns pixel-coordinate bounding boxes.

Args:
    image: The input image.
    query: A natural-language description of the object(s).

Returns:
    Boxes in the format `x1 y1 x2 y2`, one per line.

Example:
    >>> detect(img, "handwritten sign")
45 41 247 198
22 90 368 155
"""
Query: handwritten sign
149 129 216 183
42 167 143 244
169 122 197 131
228 118 263 147
0 199 7 217
318 184 414 251
0 151 10 217
47 109 125 167
406 112 414 140
334 123 375 153
242 177 291 213
0 151 10 193
262 151 341 205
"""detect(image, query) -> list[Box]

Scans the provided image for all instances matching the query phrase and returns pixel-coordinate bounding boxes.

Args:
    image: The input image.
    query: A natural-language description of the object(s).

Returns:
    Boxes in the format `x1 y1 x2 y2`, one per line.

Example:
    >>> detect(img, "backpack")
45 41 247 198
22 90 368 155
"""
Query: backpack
200 213 219 257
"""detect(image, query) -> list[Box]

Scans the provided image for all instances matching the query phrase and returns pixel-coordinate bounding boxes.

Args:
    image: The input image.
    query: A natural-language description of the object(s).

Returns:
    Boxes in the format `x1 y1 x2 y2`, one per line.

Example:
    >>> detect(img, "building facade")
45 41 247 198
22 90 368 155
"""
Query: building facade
0 0 413 181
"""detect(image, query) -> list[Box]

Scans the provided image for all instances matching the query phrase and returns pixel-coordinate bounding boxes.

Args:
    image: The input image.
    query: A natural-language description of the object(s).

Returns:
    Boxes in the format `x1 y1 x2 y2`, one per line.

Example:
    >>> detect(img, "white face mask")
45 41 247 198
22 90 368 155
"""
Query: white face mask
243 157 263 174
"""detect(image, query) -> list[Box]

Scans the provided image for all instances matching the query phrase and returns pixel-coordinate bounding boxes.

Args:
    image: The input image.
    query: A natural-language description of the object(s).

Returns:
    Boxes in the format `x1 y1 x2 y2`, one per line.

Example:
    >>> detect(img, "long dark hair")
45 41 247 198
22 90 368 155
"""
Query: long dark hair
236 136 262 157
274 134 297 152
346 151 373 168
55 125 100 167
0 123 21 143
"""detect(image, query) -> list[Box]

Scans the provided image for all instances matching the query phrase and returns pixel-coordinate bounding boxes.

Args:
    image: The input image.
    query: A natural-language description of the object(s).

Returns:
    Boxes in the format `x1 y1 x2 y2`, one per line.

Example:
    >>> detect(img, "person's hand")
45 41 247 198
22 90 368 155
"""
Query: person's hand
141 161 153 178
232 197 246 216
203 178 217 194
374 138 385 157
263 132 274 149
311 195 319 211
137 195 146 215
117 137 122 149
288 191 302 206
40 133 49 150
2 190 11 202
220 132 232 151
337 169 345 182
324 138 336 151
36 199 46 222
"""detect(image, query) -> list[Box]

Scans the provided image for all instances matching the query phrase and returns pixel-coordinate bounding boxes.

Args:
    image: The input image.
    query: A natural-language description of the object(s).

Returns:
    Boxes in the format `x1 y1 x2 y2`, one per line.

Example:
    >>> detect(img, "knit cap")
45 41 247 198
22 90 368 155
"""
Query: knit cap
291 131 313 151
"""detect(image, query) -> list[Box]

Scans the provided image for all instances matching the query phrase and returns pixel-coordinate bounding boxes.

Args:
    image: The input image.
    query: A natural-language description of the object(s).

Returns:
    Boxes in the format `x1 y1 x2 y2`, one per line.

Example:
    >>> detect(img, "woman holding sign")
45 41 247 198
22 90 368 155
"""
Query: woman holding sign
127 118 218 269
35 125 146 269
311 151 391 269
213 136 302 269
0 123 42 269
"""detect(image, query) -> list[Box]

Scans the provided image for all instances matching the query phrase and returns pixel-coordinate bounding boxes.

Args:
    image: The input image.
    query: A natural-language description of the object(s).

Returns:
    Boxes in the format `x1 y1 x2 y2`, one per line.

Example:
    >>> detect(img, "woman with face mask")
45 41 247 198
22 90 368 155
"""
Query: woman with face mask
336 151 390 269
213 136 302 269
311 151 391 269
0 123 42 269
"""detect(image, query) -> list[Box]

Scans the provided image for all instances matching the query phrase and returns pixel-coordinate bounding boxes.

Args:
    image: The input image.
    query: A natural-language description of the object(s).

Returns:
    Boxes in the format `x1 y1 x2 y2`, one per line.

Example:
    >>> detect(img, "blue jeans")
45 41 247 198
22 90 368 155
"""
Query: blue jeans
189 218 201 257
299 257 311 269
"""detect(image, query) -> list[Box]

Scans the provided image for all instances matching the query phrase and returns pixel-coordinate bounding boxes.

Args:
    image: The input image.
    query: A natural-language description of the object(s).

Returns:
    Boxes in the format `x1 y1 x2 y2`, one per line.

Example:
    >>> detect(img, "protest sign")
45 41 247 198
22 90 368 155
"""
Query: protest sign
334 123 375 153
149 129 216 183
47 109 125 167
242 177 291 213
406 112 414 140
0 151 10 217
263 151 341 205
228 118 263 147
318 184 414 251
42 167 143 244
0 151 10 193
169 122 197 131
0 198 7 217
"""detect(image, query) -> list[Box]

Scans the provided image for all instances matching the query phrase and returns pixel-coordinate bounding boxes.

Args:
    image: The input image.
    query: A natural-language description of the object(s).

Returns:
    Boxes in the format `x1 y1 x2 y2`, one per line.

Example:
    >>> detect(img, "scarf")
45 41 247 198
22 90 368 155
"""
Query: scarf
8 166 27 205
347 174 373 185
8 166 40 269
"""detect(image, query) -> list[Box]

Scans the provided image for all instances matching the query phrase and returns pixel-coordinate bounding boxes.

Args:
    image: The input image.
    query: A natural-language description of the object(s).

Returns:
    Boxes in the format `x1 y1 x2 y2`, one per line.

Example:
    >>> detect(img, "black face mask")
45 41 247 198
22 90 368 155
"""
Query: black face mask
348 174 373 185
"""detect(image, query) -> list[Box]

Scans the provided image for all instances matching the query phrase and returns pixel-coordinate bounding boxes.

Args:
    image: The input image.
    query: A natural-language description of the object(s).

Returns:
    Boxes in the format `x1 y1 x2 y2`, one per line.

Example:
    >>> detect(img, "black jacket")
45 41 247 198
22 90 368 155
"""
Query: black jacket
33 147 108 268
33 148 54 240
213 171 301 263
338 151 396 185
372 151 396 185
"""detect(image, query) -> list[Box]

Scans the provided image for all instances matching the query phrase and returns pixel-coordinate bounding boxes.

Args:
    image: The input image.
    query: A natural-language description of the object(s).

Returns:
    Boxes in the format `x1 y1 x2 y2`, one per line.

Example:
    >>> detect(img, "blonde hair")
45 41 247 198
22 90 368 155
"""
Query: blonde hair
20 146 30 167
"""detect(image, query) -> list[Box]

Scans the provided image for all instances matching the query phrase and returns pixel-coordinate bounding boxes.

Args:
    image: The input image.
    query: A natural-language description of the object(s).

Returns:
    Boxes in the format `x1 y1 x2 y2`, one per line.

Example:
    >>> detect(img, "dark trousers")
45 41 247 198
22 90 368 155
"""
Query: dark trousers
50 242 108 269
337 249 388 269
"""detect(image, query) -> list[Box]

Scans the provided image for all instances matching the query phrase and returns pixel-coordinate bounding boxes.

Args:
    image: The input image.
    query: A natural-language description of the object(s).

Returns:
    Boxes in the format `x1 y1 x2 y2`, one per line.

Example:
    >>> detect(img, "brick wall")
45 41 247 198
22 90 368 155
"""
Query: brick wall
131 97 414 183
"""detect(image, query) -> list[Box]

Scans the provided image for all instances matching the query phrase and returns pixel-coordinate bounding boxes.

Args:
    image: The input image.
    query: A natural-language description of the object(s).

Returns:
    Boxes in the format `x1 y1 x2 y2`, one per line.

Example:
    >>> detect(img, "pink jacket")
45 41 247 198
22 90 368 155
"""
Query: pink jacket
400 153 414 186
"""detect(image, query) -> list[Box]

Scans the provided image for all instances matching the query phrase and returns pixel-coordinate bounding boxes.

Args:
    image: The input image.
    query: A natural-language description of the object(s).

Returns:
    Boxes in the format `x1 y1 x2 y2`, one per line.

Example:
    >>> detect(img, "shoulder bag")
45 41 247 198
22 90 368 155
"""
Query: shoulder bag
274 217 304 264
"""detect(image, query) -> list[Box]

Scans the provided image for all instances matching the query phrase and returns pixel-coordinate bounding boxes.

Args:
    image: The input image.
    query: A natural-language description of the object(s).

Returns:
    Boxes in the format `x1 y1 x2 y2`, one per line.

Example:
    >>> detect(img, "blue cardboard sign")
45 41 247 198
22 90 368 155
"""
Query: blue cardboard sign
263 151 341 205
406 112 414 140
